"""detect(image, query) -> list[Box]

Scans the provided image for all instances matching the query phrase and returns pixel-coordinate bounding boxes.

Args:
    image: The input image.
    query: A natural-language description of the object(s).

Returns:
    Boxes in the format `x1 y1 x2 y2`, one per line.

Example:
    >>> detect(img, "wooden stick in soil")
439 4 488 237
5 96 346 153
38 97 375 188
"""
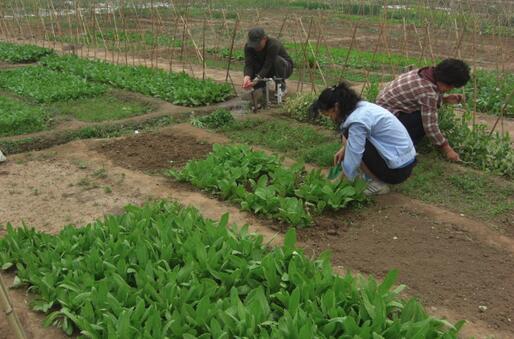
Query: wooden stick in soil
339 23 358 82
471 16 478 128
277 15 288 40
0 273 27 339
402 17 408 58
168 0 178 73
412 23 425 65
298 16 319 93
74 0 83 58
318 21 339 86
424 20 435 64
38 1 49 48
360 23 385 97
489 89 514 136
119 0 128 65
202 15 206 80
225 16 239 82
110 0 122 64
180 15 204 64
17 0 35 43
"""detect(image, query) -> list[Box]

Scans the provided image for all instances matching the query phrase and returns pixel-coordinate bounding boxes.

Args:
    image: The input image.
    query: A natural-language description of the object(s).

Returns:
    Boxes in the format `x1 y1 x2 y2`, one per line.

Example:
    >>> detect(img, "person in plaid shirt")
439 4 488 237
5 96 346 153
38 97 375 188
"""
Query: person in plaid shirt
376 59 470 161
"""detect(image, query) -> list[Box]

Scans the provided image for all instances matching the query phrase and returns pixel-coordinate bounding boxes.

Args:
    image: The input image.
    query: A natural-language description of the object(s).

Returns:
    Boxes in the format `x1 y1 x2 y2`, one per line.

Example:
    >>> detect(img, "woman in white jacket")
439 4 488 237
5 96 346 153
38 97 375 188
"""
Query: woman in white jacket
309 82 417 195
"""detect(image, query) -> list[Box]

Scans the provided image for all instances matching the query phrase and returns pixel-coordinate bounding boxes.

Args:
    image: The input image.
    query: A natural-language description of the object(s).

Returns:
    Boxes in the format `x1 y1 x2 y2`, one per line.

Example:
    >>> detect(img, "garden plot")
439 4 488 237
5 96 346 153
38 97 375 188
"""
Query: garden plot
1 124 514 338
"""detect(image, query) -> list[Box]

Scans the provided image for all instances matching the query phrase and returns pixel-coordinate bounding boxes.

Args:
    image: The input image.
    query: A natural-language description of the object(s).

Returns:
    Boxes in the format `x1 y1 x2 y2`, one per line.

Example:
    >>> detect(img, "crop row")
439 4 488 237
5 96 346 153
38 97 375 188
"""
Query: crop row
0 41 54 63
0 66 107 103
170 144 366 226
0 201 463 338
41 55 233 106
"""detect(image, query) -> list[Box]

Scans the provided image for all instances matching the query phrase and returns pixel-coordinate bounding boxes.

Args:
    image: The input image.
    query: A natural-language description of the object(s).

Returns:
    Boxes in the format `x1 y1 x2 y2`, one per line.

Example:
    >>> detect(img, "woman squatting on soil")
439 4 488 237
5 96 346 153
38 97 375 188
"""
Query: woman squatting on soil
309 82 417 195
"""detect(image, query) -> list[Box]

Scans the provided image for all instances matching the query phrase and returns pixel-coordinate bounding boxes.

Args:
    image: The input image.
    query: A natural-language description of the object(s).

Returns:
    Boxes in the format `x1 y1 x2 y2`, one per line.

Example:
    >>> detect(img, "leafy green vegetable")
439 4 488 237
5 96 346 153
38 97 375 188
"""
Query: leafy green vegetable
439 108 514 177
190 108 235 129
0 42 54 63
0 66 107 103
464 70 514 117
41 55 233 106
170 144 366 226
0 201 464 338
0 96 49 136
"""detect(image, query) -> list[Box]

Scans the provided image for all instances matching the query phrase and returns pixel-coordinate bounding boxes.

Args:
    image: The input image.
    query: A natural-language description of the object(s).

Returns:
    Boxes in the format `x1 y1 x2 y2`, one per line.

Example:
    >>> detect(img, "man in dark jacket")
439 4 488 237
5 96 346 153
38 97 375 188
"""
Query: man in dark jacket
242 27 293 92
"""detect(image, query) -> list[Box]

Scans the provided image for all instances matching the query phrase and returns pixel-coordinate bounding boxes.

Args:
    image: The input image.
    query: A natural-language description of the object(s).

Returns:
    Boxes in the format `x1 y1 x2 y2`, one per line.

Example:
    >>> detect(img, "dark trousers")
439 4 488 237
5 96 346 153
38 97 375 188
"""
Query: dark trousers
343 131 416 184
362 140 416 184
397 111 425 145
251 56 293 80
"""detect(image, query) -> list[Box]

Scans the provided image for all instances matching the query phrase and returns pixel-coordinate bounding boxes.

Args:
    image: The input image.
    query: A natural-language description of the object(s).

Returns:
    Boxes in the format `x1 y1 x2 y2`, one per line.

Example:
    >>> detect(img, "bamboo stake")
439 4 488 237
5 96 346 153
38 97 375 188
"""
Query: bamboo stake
277 15 287 40
74 0 83 57
298 16 325 91
179 13 186 72
402 17 408 58
472 17 477 128
168 7 179 73
202 15 206 80
0 273 27 339
425 20 435 64
412 24 425 65
179 15 203 64
339 24 358 82
489 90 513 136
360 23 385 97
225 16 239 82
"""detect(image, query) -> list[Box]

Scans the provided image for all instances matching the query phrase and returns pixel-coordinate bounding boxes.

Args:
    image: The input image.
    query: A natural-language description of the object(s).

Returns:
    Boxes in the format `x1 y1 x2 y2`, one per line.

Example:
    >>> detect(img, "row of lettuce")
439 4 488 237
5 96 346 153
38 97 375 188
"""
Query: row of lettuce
0 201 464 338
1 39 512 117
0 41 232 137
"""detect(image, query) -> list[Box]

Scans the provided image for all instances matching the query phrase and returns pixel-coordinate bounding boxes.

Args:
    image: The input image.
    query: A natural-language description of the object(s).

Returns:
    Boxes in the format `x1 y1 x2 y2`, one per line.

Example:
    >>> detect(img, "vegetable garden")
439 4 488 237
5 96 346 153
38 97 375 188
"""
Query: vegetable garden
0 1 513 338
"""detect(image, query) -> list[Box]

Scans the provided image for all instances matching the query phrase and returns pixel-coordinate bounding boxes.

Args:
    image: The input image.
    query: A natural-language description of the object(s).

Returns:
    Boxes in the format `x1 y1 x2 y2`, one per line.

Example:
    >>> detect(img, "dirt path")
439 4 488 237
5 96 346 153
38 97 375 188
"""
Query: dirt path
1 125 513 338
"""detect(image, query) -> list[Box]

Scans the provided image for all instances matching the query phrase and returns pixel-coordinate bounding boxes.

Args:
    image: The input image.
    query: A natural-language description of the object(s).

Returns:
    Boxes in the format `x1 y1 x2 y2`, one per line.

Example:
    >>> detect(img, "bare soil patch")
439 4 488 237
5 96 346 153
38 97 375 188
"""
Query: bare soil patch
299 194 514 337
94 128 213 173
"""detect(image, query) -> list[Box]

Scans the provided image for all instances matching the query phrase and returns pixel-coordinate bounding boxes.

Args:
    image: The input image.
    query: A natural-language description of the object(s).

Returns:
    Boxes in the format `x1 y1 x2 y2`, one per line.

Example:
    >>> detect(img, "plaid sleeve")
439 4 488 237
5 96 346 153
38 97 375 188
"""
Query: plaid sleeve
419 93 447 146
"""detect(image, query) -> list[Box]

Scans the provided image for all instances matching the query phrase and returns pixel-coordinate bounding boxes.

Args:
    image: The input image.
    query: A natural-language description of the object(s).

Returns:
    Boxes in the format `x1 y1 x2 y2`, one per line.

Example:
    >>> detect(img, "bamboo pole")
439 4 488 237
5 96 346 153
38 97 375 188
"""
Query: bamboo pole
202 15 206 80
298 16 325 91
339 24 358 82
225 16 239 82
0 273 27 339
360 23 385 97
297 16 317 93
277 15 287 40
489 90 513 136
425 20 435 64
402 17 408 58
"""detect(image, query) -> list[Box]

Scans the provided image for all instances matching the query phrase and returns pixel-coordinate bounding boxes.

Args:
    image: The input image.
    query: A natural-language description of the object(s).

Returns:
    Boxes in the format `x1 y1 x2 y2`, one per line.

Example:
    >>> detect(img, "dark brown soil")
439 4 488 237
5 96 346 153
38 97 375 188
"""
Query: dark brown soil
94 129 213 172
299 195 514 335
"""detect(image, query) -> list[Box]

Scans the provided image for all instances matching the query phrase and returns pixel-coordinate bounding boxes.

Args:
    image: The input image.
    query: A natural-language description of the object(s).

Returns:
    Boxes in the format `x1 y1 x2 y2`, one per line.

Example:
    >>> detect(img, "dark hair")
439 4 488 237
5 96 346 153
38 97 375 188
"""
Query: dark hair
434 58 470 88
308 82 361 125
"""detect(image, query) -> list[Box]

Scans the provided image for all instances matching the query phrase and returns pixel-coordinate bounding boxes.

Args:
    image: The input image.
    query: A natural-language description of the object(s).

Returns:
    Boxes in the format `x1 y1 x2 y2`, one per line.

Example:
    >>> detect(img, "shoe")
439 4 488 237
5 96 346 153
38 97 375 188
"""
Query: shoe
364 179 390 196
0 150 6 163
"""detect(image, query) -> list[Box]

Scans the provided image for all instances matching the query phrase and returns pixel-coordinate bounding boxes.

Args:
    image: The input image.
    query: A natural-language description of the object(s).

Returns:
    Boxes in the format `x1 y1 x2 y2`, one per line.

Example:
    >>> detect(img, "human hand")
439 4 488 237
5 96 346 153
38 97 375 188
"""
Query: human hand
242 76 253 89
444 94 465 105
441 143 461 162
334 147 345 166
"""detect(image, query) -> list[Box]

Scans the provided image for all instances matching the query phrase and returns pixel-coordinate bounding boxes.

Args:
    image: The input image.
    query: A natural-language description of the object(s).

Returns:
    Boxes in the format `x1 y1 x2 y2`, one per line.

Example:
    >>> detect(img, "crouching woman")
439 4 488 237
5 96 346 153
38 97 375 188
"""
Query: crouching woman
309 82 417 195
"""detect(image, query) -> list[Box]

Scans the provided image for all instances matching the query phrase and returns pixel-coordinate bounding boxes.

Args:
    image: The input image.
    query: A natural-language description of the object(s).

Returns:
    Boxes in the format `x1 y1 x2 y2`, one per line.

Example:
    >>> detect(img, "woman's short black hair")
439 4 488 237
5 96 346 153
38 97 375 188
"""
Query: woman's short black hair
309 81 361 125
434 58 470 88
